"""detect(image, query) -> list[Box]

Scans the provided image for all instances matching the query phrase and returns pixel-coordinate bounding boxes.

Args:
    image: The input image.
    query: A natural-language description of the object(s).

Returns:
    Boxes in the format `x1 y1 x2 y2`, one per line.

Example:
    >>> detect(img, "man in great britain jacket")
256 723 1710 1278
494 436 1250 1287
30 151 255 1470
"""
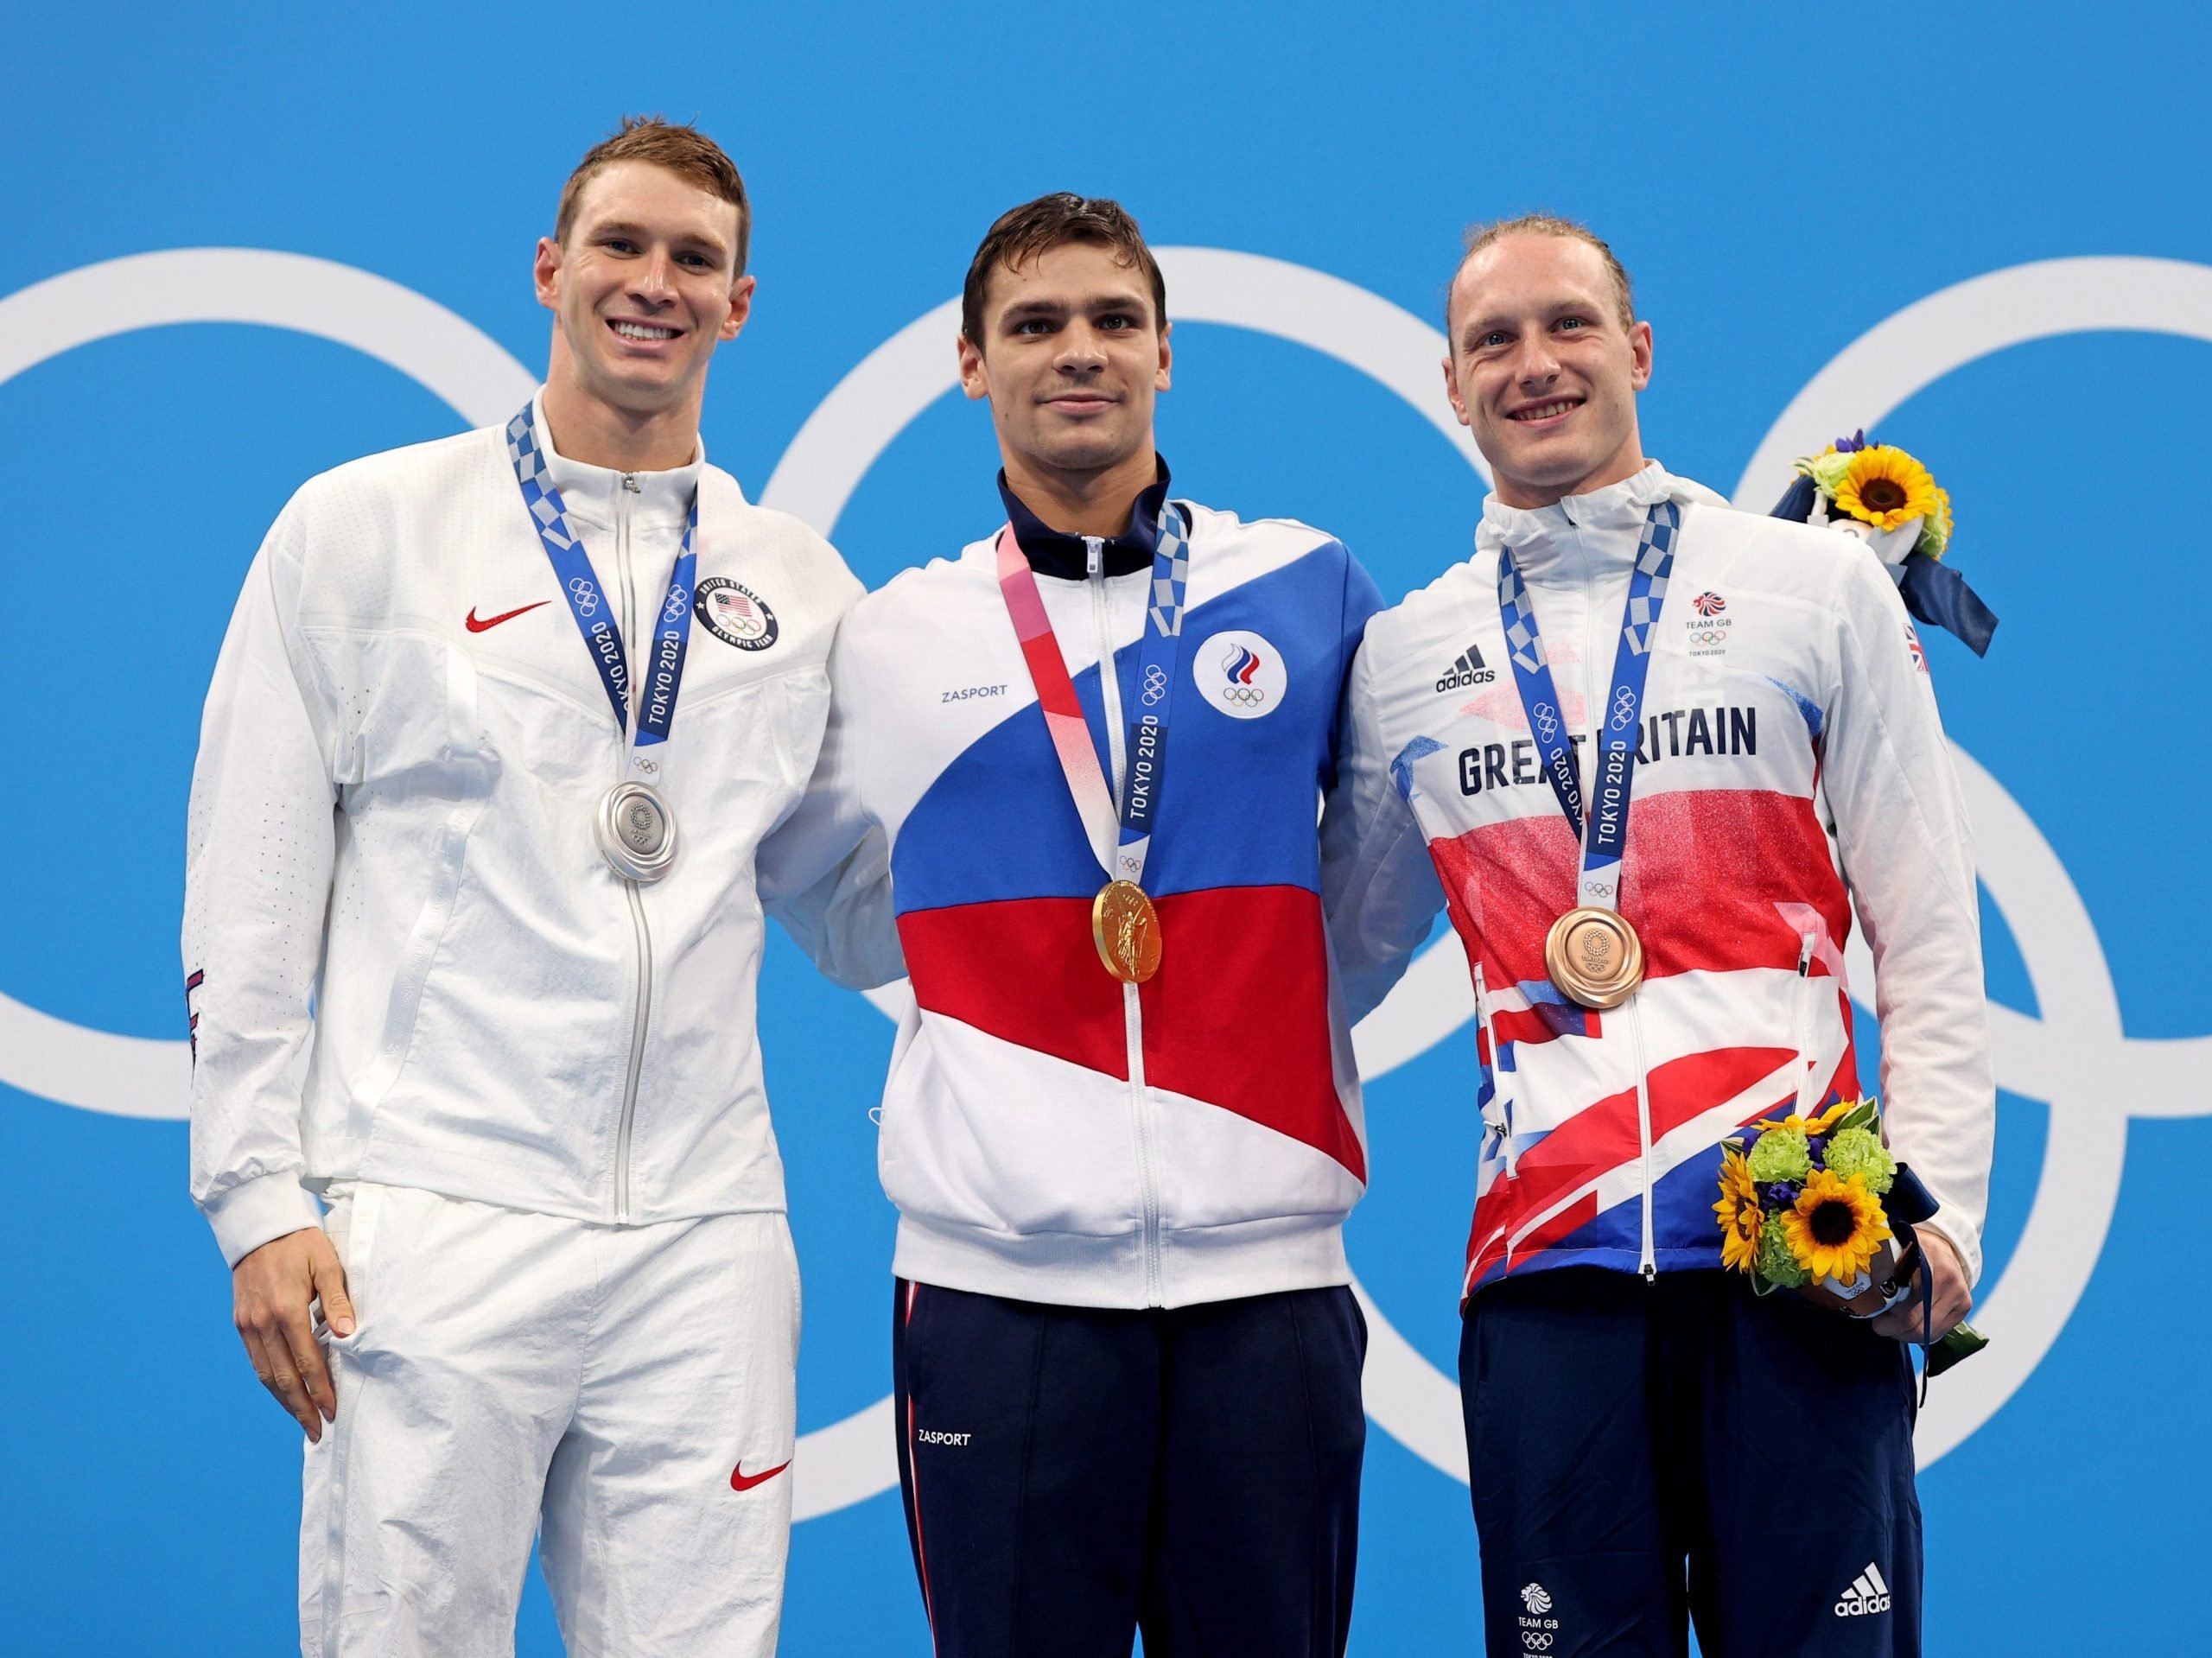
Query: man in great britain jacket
184 118 861 1656
760 194 1385 1657
1326 217 1995 1657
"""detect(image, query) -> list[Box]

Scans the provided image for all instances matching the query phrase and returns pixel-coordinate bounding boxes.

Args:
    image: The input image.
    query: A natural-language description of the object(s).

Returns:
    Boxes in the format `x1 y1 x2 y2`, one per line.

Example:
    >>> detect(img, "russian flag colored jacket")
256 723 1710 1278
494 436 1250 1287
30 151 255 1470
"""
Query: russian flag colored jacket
1329 463 1995 1301
762 471 1388 1310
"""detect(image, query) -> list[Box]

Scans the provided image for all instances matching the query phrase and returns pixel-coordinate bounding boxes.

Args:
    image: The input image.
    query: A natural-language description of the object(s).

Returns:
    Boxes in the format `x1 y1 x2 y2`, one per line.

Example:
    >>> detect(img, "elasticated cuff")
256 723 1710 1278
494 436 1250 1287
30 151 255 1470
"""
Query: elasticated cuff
203 1171 323 1268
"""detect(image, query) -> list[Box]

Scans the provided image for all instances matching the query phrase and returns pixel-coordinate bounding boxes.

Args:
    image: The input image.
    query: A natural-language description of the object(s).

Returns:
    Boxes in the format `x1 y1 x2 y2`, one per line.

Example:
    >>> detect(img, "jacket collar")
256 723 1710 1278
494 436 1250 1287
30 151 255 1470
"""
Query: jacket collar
1474 461 1724 579
531 389 704 536
997 456 1173 580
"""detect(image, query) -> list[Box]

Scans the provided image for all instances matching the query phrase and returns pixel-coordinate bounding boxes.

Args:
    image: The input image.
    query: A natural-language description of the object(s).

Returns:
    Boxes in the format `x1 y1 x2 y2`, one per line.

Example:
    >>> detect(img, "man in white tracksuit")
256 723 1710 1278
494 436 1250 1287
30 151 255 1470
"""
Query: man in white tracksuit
184 118 861 1655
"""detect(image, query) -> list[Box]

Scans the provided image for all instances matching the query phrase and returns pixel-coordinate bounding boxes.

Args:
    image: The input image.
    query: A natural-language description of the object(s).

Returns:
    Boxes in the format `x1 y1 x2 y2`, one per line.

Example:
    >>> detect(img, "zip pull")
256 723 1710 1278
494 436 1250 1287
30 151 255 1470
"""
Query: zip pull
1642 1262 1657 1283
1084 535 1104 580
1793 929 1822 1116
621 473 642 493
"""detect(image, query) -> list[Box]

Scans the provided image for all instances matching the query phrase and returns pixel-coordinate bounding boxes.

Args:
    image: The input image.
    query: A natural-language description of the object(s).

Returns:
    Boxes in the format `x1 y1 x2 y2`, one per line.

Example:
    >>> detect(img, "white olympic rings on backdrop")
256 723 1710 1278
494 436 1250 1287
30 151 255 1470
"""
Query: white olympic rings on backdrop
0 251 537 1121
2 249 2209 1516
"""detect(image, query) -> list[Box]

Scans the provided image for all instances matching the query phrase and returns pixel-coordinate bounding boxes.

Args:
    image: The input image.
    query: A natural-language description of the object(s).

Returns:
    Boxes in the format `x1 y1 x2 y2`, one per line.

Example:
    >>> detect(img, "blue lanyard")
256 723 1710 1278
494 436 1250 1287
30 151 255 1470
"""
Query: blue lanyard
505 403 699 767
1113 504 1192 880
1496 500 1679 910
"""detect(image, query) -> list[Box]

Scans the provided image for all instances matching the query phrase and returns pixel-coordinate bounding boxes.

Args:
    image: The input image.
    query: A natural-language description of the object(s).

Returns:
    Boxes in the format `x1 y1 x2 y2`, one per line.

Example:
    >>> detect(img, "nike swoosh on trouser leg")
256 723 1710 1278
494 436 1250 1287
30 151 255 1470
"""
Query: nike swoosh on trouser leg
729 1459 791 1492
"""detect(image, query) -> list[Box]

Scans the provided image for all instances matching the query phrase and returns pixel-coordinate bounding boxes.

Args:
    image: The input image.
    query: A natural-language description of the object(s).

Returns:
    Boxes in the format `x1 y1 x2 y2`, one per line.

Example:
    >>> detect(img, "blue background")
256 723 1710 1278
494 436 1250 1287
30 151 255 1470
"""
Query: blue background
3 3 2207 1652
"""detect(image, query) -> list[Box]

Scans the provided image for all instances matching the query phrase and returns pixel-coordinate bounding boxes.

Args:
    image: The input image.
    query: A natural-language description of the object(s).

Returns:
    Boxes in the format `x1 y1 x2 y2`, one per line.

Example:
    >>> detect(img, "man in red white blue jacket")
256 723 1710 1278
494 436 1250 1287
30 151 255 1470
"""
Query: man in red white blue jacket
761 194 1385 1657
1326 217 1995 1658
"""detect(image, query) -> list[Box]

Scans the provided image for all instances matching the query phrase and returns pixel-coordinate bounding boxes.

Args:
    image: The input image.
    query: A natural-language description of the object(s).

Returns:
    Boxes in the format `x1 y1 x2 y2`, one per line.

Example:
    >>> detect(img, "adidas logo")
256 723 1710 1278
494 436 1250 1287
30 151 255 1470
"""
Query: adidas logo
1833 1562 1892 1617
1436 643 1497 693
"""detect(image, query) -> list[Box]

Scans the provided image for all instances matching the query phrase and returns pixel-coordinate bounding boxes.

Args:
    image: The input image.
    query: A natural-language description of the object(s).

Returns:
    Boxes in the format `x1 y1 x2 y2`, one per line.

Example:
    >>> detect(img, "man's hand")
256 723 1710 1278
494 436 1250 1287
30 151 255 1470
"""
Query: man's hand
232 1226 355 1441
1870 1227 1972 1343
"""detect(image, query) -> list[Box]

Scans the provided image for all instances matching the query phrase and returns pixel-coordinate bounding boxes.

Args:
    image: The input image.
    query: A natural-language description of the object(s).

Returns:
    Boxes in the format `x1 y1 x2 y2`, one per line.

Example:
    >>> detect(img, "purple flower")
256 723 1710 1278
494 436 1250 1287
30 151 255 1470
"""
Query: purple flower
1807 1135 1829 1165
1834 429 1869 453
1762 1182 1798 1210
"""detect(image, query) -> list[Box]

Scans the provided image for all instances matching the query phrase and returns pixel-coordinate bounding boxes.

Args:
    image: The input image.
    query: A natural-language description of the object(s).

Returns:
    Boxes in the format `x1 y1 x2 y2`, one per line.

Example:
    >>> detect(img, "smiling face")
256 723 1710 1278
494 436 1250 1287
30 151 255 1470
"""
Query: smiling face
535 159 753 428
957 238 1172 492
1443 232 1653 509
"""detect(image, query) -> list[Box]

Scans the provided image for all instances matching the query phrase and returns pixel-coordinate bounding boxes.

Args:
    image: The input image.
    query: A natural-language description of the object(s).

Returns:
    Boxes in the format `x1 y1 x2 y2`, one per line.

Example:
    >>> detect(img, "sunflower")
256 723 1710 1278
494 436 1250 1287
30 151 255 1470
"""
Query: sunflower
1713 1147 1765 1274
1750 1099 1856 1140
1833 446 1942 532
1781 1170 1891 1284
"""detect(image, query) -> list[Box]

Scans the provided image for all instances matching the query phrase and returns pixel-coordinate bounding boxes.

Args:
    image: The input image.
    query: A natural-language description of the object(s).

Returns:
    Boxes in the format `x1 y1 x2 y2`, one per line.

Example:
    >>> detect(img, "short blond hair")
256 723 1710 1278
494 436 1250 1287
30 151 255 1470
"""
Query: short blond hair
1447 213 1636 335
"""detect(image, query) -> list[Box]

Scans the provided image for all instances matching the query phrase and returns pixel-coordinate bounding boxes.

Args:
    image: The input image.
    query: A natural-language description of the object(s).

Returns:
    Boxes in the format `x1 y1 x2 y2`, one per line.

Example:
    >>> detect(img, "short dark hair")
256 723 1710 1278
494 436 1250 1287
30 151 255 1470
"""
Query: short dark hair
1447 213 1636 337
960 193 1167 346
556 116 751 275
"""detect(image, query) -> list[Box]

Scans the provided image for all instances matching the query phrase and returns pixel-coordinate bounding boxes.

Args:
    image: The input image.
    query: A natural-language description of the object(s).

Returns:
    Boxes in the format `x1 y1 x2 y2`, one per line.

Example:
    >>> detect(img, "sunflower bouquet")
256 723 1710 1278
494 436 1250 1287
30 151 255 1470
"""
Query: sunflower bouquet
1716 1097 1897 1293
1714 1096 1987 1374
1770 432 1999 657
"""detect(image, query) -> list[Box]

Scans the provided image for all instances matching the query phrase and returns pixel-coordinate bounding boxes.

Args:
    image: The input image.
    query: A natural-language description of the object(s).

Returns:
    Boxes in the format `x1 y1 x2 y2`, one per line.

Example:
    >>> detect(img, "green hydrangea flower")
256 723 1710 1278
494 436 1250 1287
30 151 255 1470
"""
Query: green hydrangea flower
1915 489 1954 559
1800 448 1856 497
1757 1214 1812 1287
1822 1127 1897 1195
1745 1127 1811 1185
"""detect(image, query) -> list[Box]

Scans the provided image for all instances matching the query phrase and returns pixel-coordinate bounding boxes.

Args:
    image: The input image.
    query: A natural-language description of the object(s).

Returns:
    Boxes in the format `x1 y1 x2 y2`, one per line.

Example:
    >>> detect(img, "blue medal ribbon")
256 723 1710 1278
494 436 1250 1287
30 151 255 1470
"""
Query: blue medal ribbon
1111 504 1192 882
506 403 699 783
1496 499 1679 911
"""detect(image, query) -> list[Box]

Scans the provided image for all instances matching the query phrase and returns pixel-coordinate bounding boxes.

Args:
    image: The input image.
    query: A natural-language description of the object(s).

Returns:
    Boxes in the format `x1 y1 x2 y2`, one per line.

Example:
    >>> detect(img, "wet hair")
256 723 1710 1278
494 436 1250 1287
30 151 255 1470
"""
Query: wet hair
1447 213 1636 337
961 192 1166 346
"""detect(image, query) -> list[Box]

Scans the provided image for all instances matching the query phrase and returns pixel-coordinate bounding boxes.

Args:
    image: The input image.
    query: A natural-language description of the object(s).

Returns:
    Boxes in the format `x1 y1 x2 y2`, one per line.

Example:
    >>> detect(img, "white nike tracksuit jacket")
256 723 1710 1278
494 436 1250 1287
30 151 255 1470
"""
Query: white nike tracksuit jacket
183 393 860 1656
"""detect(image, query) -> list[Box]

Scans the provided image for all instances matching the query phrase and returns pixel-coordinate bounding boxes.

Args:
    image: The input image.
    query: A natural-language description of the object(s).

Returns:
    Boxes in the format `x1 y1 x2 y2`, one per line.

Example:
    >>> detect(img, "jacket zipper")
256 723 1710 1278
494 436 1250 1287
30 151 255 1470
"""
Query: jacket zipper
614 471 652 1225
1792 930 1819 1116
1090 536 1162 1305
1473 963 1515 1178
1568 506 1658 1280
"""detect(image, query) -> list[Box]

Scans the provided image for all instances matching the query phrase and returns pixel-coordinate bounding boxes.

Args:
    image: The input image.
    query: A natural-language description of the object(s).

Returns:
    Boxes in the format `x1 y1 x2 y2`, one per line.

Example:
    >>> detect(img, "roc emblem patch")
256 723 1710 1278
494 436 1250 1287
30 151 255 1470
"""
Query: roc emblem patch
694 578 779 651
1192 628 1287 721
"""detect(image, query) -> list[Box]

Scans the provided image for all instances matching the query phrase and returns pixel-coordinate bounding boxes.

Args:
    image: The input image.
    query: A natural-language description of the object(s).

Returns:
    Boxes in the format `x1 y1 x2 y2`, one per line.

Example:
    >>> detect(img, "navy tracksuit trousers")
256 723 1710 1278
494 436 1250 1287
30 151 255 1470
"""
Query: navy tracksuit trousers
892 1280 1367 1657
1459 1267 1923 1658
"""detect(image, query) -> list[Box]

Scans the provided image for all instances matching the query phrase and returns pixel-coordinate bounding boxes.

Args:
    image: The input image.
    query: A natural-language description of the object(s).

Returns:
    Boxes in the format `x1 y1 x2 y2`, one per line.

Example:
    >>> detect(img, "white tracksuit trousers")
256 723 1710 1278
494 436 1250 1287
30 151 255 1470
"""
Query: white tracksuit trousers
299 1184 799 1657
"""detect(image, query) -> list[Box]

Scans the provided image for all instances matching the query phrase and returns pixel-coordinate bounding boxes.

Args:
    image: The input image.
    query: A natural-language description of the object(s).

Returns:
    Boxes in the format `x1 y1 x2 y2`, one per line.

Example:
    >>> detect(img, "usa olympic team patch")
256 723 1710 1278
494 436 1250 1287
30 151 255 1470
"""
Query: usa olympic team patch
694 577 779 651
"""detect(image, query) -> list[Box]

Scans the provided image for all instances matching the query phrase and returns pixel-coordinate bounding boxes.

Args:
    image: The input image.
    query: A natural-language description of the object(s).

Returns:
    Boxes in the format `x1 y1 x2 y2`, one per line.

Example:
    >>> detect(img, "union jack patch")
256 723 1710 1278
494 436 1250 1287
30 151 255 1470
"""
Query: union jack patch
1904 620 1929 675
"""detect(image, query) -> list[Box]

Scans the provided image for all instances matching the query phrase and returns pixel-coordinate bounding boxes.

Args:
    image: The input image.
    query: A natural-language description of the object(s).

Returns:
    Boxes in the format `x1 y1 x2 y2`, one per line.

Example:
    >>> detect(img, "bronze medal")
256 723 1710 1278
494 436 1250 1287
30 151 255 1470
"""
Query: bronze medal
1543 906 1643 1010
1092 879 1163 983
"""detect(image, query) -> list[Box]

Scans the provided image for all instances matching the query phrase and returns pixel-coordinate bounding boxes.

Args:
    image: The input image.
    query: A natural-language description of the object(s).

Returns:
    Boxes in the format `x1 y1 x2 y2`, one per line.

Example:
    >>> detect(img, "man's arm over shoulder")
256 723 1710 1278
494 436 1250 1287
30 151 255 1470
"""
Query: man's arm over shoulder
1821 538 1996 1285
758 591 904 992
1322 589 1447 1028
184 489 343 1267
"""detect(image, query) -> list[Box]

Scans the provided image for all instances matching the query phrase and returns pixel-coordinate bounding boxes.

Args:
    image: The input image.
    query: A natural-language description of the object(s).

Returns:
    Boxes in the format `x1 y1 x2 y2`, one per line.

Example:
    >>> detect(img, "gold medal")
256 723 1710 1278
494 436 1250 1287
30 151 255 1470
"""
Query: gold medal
1543 906 1643 1009
1092 880 1163 983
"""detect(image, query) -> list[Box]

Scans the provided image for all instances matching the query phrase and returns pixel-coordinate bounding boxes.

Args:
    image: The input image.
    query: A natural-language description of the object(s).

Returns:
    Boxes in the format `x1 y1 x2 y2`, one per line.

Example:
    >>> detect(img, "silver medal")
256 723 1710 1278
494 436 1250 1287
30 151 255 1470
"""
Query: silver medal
595 781 678 883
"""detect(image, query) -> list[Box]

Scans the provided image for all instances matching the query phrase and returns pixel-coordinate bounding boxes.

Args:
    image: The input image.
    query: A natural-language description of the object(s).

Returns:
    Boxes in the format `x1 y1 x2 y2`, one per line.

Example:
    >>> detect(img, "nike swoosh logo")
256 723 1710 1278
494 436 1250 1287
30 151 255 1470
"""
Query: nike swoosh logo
729 1458 791 1493
465 600 551 632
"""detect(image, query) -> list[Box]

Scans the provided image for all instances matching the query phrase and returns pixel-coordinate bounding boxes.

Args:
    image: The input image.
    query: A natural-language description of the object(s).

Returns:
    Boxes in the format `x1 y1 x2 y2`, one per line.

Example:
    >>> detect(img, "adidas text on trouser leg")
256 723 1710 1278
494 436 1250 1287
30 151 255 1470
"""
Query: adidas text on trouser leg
1459 1267 1922 1658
